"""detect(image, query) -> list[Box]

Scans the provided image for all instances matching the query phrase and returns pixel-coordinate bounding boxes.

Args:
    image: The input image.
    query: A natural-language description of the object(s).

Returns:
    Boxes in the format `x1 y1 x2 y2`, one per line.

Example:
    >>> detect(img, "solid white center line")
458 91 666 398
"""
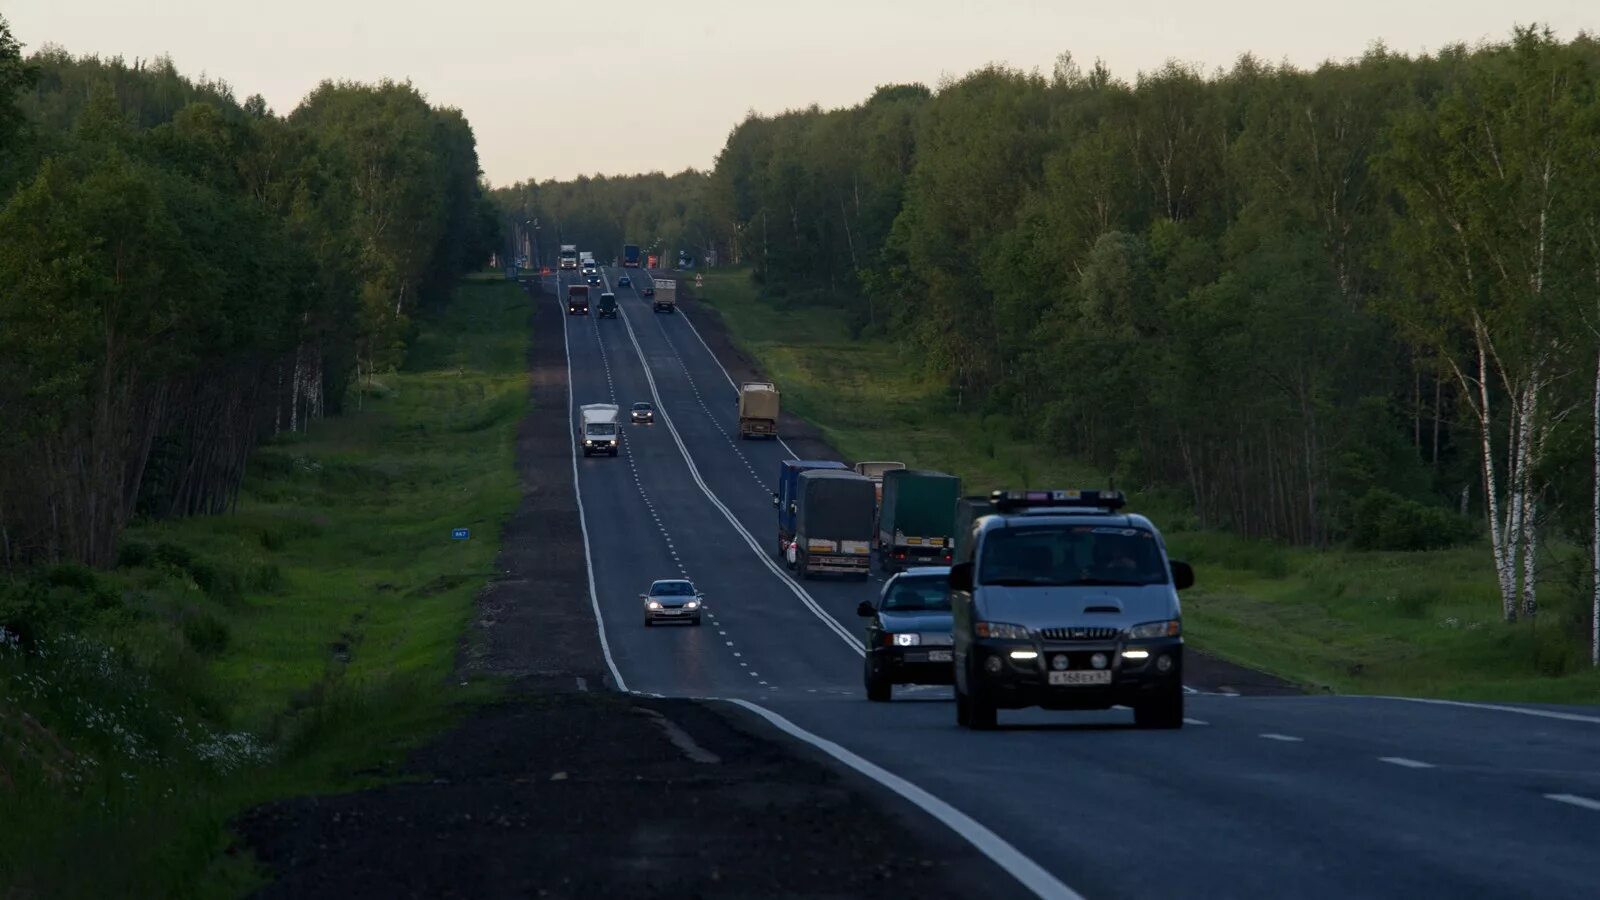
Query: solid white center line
1545 793 1600 811
1379 756 1435 769
1259 733 1303 742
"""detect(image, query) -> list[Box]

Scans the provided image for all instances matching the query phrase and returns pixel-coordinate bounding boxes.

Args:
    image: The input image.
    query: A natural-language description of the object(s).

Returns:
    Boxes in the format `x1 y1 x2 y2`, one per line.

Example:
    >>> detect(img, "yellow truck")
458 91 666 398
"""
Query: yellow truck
738 381 780 439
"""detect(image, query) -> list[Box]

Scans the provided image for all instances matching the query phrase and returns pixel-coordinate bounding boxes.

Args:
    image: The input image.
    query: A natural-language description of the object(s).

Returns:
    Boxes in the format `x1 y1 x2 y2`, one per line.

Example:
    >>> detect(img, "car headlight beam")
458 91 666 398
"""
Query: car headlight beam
1127 619 1181 639
893 632 920 647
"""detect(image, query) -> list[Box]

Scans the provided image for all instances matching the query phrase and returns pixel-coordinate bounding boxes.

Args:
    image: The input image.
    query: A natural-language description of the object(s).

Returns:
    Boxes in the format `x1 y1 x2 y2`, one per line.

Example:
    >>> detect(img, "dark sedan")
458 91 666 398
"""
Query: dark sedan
856 566 953 701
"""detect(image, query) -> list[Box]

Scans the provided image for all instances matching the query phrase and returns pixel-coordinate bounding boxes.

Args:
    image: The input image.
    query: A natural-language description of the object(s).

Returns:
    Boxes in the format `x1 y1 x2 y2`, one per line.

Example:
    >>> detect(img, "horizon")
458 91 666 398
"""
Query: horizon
5 1 1595 186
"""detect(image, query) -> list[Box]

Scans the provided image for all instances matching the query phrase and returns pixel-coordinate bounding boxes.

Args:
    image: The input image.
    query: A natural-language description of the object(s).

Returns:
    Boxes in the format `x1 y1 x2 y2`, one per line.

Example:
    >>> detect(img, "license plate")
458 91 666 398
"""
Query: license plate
1048 671 1111 686
927 650 952 663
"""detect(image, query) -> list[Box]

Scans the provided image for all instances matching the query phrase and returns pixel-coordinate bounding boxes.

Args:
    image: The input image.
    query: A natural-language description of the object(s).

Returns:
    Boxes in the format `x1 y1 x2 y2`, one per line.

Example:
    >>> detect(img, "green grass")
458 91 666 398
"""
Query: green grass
694 267 1600 705
0 279 530 897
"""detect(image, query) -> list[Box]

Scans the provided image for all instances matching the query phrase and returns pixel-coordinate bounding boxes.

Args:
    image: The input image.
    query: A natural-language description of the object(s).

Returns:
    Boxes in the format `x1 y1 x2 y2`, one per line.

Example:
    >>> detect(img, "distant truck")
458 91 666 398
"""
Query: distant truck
789 470 876 579
854 460 907 507
566 284 590 315
597 292 617 318
952 494 996 556
623 244 641 268
738 382 780 439
579 251 594 267
579 403 620 457
651 279 677 313
559 245 578 270
877 469 961 572
775 459 848 558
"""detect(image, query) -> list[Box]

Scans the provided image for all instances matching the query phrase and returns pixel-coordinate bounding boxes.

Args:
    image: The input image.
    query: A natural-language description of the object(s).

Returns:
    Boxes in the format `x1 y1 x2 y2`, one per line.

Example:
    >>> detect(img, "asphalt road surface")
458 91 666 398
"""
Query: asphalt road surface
560 267 1600 900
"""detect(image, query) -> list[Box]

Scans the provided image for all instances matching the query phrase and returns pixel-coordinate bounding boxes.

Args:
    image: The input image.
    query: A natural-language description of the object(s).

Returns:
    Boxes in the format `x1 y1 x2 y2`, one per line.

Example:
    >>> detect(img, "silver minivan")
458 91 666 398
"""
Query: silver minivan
948 490 1195 730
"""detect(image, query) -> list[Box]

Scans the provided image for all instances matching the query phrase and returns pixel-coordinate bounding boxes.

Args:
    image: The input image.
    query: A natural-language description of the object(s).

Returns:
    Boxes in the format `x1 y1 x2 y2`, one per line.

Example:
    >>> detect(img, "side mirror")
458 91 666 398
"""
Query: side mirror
1170 560 1195 591
788 502 797 515
949 562 974 592
771 493 780 508
638 593 648 599
855 600 875 618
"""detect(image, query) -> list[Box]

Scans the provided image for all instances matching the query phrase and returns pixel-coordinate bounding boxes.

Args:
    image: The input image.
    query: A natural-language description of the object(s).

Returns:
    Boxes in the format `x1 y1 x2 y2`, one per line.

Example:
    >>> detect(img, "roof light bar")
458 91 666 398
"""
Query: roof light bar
989 489 1127 513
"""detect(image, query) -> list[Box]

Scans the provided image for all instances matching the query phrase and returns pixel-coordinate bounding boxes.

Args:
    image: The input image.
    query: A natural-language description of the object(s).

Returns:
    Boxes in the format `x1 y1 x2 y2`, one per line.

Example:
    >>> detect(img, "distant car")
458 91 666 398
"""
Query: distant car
857 566 954 701
618 275 631 288
641 284 655 297
631 401 655 424
642 579 703 626
586 273 601 286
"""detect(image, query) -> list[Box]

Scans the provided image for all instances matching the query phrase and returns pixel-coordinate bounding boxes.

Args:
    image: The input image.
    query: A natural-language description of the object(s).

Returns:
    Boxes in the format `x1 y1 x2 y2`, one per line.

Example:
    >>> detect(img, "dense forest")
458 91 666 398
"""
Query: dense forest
508 28 1600 632
0 17 500 570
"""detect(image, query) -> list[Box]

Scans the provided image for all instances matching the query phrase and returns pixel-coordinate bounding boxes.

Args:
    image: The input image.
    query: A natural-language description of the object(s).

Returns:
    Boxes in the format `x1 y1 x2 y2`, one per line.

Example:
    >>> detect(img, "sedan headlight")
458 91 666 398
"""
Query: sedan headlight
684 600 699 610
646 600 662 609
973 622 1030 640
1127 619 1181 639
892 632 921 647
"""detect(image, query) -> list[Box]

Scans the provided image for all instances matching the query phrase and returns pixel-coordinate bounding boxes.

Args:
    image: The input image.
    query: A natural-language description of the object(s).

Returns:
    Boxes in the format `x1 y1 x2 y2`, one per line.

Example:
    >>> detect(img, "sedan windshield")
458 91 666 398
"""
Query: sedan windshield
882 576 950 611
979 525 1168 586
650 581 694 595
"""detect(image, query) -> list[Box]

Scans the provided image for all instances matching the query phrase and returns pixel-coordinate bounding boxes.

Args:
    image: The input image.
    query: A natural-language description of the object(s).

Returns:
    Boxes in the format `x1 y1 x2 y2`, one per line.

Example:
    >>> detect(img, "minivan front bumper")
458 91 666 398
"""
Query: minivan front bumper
967 636 1182 710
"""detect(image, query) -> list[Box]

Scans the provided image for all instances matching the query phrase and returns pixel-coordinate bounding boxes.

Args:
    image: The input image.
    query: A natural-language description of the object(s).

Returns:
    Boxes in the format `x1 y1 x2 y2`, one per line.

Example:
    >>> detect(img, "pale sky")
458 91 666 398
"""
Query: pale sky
6 1 1594 186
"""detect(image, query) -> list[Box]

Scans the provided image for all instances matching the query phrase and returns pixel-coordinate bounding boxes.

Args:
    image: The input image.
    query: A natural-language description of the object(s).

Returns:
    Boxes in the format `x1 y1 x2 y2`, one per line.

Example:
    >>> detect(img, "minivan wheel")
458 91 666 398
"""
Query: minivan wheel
1134 681 1185 729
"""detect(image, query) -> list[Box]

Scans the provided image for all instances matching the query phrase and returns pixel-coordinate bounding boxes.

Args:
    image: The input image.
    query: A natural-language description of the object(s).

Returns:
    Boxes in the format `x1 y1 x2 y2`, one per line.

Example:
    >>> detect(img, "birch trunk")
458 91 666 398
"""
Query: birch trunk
1472 324 1516 621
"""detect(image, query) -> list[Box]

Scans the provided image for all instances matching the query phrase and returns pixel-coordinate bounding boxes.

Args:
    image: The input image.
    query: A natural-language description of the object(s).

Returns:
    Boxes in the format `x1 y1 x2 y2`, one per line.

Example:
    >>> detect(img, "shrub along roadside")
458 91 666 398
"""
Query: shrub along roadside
691 267 1600 703
0 278 527 898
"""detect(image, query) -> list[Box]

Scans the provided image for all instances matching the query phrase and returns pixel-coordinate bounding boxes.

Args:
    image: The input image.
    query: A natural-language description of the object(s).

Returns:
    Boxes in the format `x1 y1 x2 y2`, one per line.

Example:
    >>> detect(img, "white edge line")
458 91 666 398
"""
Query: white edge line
1544 793 1600 811
1375 696 1600 725
557 272 629 693
1259 733 1303 742
615 289 864 656
725 698 1085 900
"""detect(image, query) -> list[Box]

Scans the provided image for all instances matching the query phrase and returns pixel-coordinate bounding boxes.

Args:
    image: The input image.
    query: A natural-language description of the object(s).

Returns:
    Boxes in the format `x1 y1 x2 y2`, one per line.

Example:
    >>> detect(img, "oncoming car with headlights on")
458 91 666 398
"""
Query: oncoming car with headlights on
857 566 953 702
949 490 1195 731
641 579 704 626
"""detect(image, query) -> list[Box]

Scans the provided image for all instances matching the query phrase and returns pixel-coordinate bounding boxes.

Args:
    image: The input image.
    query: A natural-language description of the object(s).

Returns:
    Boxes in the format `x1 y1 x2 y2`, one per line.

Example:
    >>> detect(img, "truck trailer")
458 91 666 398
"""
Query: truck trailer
877 469 961 572
854 460 907 508
775 459 848 558
790 470 876 579
623 244 641 267
738 382 780 439
652 279 677 313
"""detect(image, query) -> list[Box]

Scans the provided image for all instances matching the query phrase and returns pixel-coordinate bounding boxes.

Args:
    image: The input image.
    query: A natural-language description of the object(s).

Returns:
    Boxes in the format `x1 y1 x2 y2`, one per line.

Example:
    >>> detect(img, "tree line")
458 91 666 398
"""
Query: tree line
514 27 1600 646
0 17 500 569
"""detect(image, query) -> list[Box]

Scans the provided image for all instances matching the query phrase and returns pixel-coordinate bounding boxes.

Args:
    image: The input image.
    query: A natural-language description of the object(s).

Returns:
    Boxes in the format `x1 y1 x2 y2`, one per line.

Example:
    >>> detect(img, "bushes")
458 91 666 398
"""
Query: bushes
1348 489 1477 552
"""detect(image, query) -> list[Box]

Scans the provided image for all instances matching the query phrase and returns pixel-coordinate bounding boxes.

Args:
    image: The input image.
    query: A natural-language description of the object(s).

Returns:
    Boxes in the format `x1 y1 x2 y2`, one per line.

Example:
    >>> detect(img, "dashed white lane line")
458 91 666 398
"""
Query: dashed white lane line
1259 733 1304 743
1378 756 1435 769
1545 793 1600 812
1182 717 1208 726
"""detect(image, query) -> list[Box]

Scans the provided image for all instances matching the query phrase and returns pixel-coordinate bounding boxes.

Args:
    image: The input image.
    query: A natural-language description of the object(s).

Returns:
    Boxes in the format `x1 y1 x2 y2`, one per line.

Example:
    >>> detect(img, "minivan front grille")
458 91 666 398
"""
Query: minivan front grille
1039 626 1121 642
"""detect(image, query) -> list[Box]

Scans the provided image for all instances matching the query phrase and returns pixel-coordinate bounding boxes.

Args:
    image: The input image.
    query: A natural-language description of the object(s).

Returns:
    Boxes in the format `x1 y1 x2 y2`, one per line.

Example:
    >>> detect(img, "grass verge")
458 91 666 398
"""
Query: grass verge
0 278 529 897
692 267 1600 704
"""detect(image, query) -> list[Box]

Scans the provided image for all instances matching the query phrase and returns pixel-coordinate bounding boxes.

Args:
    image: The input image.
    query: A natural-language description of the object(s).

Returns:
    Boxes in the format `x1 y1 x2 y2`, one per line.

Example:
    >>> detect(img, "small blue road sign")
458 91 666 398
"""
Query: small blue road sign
452 528 470 541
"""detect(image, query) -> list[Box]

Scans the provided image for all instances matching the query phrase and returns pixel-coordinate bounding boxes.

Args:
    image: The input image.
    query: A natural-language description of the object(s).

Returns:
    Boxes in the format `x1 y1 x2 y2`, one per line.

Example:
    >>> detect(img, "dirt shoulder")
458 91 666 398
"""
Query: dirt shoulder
235 280 1002 899
674 279 1300 698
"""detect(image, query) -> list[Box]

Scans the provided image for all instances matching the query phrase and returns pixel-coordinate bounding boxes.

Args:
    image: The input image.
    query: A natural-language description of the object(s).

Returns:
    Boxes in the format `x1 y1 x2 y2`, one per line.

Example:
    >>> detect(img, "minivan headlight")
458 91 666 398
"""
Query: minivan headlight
973 622 1030 640
1127 619 1181 639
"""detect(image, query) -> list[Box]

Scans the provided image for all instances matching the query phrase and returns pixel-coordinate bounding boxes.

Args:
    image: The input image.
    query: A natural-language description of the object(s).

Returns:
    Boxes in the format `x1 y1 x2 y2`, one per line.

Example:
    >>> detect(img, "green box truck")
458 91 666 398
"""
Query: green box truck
877 469 961 573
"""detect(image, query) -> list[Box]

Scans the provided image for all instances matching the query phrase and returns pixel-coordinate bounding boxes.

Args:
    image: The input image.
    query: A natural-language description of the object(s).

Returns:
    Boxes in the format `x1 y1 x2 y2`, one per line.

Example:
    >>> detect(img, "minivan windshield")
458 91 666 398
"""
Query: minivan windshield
978 525 1168 586
882 575 950 611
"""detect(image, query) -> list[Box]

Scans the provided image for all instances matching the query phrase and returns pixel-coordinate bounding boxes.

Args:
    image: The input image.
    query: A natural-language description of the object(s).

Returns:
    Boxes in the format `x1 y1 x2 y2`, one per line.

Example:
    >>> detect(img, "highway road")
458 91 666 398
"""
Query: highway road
557 267 1600 900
